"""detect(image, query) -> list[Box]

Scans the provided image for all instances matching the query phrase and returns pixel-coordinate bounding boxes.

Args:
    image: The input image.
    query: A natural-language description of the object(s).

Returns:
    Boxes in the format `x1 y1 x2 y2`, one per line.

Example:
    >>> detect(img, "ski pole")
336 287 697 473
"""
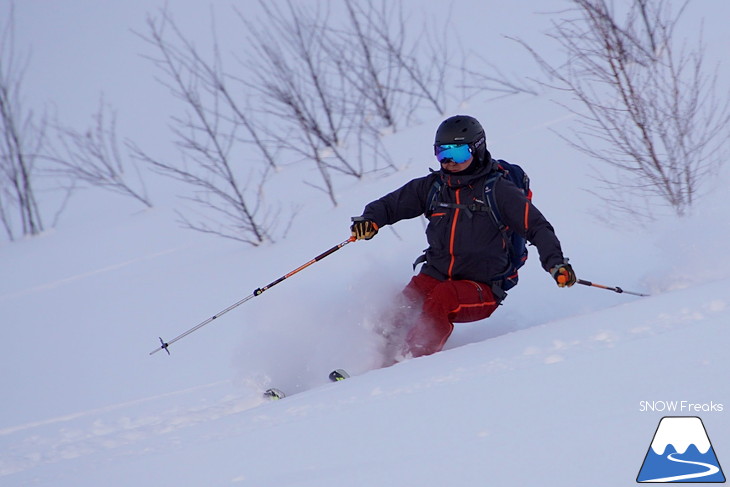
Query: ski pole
576 278 649 297
150 236 356 356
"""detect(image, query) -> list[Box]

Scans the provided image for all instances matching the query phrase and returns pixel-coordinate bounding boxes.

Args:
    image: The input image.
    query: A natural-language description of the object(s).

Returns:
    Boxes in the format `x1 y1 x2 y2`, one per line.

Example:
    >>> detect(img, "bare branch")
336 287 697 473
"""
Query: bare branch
133 7 285 245
47 98 152 208
0 4 46 239
519 0 729 218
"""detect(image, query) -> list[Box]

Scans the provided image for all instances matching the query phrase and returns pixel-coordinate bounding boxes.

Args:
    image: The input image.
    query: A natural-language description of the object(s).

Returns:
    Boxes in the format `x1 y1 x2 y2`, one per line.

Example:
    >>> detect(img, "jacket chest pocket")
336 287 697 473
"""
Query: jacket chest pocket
426 211 451 250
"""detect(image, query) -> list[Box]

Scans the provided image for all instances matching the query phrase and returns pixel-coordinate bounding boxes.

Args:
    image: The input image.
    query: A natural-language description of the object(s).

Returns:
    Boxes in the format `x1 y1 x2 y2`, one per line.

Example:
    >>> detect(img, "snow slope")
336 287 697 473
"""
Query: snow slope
2 235 728 485
2 1 730 486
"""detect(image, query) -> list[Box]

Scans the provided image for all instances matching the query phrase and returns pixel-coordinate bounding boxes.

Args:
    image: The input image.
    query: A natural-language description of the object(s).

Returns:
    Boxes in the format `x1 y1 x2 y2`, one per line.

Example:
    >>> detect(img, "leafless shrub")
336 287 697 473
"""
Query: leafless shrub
131 1 521 242
519 0 730 219
458 55 540 100
344 0 450 119
236 1 356 206
238 0 456 205
237 1 379 206
0 6 46 240
132 9 287 245
48 99 152 209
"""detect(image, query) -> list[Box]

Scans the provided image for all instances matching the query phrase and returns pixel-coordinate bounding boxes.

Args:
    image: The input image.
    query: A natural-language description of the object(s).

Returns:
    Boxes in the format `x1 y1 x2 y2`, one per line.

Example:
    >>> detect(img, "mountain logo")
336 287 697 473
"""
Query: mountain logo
637 416 725 483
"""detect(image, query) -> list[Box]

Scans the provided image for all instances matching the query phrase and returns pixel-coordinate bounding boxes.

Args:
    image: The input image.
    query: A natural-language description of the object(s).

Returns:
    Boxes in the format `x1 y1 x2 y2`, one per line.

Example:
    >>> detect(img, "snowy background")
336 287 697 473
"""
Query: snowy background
2 1 729 486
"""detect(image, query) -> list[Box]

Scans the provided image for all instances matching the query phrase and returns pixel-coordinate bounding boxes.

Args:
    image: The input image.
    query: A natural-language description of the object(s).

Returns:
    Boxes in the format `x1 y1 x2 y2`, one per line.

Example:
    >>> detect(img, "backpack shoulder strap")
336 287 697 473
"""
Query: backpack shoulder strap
484 160 531 230
483 168 507 232
425 177 443 216
415 177 444 270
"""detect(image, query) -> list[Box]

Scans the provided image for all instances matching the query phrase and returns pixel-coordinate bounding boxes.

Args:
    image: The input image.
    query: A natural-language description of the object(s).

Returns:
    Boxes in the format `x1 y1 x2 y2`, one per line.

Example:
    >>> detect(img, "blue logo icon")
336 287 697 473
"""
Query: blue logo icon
637 416 725 483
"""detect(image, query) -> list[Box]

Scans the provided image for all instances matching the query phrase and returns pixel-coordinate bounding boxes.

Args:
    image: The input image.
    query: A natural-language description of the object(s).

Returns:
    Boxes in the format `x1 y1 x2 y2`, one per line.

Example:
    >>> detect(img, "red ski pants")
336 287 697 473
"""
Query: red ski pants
400 273 499 357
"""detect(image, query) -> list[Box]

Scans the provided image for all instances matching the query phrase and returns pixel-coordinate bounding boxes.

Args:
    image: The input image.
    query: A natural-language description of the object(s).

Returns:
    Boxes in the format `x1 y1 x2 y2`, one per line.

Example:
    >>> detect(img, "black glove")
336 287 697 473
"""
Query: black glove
351 217 379 240
550 261 577 288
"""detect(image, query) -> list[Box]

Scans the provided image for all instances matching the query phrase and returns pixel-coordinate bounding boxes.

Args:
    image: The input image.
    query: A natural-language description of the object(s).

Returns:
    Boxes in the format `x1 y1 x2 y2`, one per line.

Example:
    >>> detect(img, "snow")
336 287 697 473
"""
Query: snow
651 417 712 455
2 1 729 486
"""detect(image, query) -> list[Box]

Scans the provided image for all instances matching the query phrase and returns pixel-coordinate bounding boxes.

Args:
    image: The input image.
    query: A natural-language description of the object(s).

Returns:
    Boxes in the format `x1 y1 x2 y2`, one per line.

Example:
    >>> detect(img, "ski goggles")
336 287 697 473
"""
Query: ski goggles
434 143 473 164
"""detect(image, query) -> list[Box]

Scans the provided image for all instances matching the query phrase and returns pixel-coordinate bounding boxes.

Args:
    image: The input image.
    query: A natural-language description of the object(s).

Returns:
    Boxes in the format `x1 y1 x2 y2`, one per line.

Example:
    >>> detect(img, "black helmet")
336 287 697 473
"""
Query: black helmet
434 115 487 163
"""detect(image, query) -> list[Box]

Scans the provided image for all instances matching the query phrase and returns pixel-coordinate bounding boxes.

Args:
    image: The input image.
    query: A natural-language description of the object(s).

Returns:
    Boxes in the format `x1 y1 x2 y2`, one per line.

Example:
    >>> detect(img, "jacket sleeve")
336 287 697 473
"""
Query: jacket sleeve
360 174 435 228
495 177 566 272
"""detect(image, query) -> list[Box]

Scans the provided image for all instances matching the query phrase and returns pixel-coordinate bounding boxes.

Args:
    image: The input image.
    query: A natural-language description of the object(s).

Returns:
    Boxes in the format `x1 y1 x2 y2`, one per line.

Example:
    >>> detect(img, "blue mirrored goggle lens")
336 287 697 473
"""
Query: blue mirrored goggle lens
434 144 472 163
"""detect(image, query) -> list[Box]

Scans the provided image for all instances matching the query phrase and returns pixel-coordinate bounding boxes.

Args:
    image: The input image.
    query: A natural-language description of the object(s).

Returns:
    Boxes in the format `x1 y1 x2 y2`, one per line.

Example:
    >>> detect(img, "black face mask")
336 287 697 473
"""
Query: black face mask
442 159 481 175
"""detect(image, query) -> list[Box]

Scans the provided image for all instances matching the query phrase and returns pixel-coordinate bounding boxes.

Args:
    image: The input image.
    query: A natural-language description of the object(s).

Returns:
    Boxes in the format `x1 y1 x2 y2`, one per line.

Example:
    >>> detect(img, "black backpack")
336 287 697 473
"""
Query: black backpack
422 159 531 293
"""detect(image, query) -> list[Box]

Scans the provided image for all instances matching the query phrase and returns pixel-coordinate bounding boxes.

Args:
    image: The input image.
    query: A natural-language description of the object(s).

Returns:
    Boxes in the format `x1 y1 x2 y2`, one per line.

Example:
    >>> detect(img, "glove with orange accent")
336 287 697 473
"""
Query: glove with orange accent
550 260 577 288
350 216 379 240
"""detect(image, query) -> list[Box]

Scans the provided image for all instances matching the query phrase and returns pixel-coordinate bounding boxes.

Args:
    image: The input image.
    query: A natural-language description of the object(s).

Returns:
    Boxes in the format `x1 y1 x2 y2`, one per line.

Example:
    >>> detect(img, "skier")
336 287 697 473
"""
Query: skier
351 115 576 362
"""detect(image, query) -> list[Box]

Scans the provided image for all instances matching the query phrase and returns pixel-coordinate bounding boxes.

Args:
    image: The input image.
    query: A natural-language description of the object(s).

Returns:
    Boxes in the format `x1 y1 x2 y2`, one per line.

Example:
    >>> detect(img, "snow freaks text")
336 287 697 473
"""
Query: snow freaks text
639 401 724 413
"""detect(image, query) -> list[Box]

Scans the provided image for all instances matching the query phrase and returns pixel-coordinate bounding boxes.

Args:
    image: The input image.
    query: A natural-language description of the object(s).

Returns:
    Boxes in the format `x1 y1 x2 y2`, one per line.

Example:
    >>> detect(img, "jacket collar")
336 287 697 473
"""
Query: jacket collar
439 159 494 188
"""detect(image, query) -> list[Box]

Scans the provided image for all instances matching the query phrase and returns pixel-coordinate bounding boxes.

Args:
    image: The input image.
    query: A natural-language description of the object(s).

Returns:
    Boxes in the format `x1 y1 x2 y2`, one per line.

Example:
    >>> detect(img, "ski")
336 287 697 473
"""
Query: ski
263 369 350 400
329 369 350 381
263 388 286 400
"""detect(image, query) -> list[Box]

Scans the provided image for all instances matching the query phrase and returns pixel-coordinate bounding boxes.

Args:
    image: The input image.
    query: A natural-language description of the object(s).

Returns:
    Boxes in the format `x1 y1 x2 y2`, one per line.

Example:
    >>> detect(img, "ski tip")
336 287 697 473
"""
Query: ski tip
264 388 286 400
329 369 350 382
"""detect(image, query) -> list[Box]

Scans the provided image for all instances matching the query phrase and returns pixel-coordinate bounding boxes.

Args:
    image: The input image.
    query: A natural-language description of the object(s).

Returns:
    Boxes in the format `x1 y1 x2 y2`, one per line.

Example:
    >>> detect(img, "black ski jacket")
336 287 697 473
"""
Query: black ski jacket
361 160 566 285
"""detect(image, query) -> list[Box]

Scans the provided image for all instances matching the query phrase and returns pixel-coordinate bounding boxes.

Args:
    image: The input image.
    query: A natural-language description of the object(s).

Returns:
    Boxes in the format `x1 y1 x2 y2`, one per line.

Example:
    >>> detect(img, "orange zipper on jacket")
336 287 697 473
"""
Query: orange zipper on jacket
447 188 461 278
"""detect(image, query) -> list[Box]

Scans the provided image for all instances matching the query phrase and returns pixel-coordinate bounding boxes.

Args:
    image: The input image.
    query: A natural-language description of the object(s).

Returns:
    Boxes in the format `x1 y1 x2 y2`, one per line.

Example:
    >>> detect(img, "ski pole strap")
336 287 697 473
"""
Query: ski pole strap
577 279 649 297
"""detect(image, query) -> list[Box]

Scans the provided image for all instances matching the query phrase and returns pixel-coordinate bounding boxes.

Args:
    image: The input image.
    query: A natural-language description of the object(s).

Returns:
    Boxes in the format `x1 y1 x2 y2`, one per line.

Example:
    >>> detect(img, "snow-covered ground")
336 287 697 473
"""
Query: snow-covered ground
2 195 729 485
2 2 729 486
